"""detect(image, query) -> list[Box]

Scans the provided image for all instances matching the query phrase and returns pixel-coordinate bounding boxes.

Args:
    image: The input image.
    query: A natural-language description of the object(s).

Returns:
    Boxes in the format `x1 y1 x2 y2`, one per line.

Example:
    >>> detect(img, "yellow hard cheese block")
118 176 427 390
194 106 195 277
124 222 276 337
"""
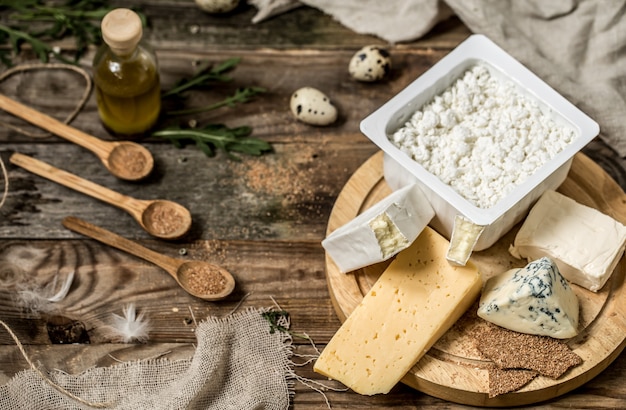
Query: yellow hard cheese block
314 226 482 395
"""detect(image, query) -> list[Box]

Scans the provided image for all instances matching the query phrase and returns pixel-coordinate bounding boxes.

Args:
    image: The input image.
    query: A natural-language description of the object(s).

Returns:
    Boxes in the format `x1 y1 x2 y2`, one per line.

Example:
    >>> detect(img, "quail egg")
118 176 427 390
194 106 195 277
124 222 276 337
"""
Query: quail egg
349 45 392 82
290 87 338 126
195 0 239 14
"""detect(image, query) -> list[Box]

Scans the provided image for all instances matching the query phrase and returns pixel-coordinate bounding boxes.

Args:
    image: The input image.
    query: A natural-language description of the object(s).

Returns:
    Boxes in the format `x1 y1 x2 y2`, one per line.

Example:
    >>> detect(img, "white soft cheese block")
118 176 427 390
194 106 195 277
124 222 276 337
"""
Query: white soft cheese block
510 190 626 292
478 257 579 339
446 215 485 266
322 183 434 273
314 227 482 395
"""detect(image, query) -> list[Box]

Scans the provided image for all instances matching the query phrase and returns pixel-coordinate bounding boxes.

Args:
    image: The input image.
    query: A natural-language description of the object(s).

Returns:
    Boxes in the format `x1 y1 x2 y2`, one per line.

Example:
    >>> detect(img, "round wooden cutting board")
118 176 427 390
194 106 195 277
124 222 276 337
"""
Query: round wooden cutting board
324 151 626 407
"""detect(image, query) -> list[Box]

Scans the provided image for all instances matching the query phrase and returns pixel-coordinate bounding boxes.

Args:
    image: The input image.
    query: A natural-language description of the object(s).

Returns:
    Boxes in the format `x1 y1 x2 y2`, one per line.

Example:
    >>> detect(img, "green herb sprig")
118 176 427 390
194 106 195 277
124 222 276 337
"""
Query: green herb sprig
0 23 67 66
162 57 266 117
261 310 311 340
151 124 272 160
157 58 270 159
167 86 266 116
162 57 242 98
0 0 116 66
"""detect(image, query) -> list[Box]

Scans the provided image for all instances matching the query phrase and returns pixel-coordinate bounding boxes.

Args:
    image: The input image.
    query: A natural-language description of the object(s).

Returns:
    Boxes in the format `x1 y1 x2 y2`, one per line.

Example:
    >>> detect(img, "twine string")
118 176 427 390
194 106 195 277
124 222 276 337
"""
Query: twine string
0 154 7 210
0 319 112 408
0 63 99 406
0 62 93 212
0 62 93 138
0 62 93 224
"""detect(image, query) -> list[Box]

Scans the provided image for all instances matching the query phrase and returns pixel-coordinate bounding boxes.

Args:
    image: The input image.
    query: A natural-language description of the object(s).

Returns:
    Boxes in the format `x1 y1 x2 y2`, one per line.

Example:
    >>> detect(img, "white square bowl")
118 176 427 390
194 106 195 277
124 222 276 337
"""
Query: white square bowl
360 34 599 251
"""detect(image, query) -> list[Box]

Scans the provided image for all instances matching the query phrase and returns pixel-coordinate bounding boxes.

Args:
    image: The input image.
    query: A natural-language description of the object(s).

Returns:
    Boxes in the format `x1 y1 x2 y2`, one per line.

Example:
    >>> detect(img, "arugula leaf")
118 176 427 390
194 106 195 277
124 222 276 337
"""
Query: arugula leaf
261 310 290 335
0 23 71 64
166 86 266 116
0 0 127 66
162 57 243 98
151 124 272 160
260 310 312 340
158 57 271 159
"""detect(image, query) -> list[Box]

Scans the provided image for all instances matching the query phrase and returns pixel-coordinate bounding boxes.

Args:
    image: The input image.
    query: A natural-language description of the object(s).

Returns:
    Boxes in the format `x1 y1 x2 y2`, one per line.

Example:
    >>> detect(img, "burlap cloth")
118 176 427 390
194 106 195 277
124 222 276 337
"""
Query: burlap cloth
0 309 293 409
250 0 626 158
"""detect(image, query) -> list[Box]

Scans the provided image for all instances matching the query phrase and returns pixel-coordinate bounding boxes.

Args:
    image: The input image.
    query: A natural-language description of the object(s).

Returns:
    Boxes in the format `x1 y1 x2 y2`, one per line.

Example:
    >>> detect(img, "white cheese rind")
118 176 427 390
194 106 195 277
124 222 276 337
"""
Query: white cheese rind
322 183 434 273
510 190 626 292
478 257 579 339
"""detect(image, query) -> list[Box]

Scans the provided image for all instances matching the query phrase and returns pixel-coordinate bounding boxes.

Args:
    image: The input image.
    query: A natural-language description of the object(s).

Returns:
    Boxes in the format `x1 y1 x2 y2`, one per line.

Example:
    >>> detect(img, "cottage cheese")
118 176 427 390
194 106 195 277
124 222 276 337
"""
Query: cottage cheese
390 64 577 209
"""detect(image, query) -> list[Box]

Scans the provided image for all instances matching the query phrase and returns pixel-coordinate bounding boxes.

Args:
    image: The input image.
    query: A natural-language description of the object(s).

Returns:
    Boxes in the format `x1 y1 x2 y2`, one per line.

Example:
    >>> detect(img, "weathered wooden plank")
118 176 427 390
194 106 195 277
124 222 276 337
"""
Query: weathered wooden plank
0 140 377 239
0 2 471 54
0 238 340 344
0 47 454 244
2 51 624 190
0 47 450 142
141 5 471 51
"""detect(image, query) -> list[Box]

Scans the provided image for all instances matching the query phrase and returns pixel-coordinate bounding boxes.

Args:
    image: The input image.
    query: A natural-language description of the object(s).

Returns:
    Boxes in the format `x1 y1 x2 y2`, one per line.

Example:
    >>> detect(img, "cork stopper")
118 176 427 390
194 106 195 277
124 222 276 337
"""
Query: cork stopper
101 8 143 56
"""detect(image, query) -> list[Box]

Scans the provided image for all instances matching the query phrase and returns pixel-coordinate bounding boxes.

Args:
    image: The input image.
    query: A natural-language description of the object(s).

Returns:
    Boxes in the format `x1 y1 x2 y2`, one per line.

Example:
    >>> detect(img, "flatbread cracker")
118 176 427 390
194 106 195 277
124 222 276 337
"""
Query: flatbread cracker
487 366 538 398
477 323 582 379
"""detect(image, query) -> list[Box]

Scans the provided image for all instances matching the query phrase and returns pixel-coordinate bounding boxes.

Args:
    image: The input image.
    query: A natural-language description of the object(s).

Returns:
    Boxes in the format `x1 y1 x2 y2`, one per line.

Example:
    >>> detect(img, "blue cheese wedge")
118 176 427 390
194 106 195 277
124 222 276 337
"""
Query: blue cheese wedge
478 257 579 339
322 183 434 273
510 190 626 292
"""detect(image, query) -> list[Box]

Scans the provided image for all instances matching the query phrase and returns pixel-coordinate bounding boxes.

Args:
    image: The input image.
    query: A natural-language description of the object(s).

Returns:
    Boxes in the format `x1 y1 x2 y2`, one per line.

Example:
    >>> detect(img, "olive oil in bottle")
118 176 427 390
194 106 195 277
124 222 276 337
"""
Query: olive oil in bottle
93 8 161 137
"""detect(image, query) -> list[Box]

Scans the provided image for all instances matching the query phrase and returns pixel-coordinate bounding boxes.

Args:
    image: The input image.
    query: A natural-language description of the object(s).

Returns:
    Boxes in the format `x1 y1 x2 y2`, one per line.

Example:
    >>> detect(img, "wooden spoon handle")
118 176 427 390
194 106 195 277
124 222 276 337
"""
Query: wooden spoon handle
0 94 112 158
10 153 145 217
62 216 182 276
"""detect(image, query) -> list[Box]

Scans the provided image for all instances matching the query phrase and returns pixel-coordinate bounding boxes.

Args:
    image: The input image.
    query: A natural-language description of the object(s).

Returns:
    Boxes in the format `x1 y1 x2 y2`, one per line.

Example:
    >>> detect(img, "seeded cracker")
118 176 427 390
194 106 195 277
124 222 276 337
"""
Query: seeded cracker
477 323 582 380
487 366 538 398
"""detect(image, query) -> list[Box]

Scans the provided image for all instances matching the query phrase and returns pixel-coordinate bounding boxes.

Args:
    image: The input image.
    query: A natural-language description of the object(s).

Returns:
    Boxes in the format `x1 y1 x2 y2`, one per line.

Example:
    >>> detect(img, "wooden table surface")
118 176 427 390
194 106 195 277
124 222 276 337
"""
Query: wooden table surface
1 1 625 408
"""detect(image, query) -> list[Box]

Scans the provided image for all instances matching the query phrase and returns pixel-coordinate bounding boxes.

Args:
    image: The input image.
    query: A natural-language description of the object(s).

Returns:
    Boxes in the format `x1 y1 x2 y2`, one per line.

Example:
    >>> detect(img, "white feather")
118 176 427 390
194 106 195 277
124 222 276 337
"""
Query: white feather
15 271 75 312
47 271 75 302
110 303 151 343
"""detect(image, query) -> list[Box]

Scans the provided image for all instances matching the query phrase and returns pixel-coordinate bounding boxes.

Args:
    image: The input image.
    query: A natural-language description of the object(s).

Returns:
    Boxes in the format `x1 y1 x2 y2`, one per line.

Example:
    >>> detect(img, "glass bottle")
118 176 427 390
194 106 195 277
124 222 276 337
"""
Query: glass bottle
93 8 161 137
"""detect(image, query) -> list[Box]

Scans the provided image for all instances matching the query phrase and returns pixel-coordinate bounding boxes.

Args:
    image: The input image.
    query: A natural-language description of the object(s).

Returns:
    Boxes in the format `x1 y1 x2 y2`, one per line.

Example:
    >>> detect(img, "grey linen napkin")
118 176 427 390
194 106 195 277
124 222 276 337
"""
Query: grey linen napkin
446 0 626 157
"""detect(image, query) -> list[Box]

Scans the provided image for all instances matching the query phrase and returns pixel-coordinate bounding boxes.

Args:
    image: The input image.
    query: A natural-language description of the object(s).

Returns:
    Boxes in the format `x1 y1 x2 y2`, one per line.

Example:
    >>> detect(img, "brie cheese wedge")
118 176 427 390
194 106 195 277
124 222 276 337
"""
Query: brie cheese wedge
510 190 626 292
322 183 434 273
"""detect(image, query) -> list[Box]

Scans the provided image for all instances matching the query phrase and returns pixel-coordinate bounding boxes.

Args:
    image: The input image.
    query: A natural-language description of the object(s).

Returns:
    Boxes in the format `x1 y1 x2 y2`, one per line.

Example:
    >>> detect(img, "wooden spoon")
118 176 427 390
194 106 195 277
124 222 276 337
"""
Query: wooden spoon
11 152 191 240
62 216 235 301
0 94 153 181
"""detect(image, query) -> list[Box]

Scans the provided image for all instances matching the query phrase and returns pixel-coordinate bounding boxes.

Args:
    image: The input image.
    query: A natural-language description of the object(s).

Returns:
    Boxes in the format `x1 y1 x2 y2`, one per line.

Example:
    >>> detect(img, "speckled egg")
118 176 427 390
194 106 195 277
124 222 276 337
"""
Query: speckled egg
290 87 338 126
349 45 392 82
195 0 239 14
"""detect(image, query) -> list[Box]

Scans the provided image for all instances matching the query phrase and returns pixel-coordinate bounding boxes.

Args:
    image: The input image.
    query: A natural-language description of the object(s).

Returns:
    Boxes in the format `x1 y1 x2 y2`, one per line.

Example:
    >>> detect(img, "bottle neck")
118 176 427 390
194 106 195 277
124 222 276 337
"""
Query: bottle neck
108 44 141 61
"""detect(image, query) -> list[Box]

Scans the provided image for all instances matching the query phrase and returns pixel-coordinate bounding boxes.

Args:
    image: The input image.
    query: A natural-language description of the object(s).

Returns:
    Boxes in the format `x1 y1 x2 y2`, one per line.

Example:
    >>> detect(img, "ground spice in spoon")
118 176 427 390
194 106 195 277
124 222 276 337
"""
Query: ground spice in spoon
143 202 185 236
184 264 228 295
109 145 150 179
